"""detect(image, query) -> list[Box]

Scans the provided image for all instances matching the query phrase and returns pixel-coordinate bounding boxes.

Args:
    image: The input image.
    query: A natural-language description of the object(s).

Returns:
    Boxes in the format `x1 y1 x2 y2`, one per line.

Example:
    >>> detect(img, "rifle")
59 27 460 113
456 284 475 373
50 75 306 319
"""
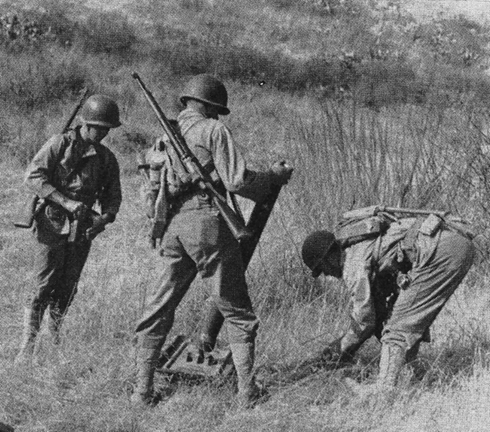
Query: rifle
342 205 448 220
342 205 475 240
13 88 89 228
200 184 283 351
131 72 252 241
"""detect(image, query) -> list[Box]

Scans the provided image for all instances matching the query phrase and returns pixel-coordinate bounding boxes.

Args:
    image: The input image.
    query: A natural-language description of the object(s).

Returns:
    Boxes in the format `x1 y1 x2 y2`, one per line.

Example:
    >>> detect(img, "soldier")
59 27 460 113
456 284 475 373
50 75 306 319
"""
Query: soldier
132 74 293 407
15 94 122 364
301 211 475 390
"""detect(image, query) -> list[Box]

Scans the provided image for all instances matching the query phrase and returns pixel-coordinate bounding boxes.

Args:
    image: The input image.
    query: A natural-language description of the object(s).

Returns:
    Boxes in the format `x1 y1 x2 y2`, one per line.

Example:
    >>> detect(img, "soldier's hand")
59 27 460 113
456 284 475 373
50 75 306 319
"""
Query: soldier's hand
47 190 87 218
85 214 107 241
270 160 293 185
63 199 87 219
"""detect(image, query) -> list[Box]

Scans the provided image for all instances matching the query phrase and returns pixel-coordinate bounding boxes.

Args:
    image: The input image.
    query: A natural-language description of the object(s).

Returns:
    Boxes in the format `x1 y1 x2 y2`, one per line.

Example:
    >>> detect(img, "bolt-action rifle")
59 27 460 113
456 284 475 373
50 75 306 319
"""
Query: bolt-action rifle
132 72 252 241
341 204 475 240
13 88 89 229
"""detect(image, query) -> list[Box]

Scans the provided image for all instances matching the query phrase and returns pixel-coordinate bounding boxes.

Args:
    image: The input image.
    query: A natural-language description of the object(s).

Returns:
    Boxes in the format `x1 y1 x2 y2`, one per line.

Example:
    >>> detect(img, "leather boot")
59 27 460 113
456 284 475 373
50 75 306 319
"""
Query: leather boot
345 343 406 397
230 342 261 409
14 306 43 366
377 343 406 388
321 330 365 364
131 347 160 407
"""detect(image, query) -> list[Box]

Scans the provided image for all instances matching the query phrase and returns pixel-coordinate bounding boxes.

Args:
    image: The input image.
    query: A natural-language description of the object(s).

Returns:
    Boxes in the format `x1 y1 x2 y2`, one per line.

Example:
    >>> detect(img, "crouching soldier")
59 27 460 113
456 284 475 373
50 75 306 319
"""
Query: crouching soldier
301 208 475 390
15 95 122 364
132 74 293 407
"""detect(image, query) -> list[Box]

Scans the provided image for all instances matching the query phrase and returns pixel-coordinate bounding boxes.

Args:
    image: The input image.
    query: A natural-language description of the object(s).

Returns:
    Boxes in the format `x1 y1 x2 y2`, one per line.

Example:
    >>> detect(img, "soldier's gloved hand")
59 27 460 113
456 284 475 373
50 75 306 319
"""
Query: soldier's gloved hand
85 213 109 241
270 161 293 185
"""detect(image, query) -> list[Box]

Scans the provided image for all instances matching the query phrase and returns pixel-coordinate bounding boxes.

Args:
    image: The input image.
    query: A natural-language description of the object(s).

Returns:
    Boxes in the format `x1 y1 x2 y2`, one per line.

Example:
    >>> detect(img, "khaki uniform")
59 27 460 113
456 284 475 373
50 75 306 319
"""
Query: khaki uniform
342 217 475 352
24 126 121 326
135 107 274 350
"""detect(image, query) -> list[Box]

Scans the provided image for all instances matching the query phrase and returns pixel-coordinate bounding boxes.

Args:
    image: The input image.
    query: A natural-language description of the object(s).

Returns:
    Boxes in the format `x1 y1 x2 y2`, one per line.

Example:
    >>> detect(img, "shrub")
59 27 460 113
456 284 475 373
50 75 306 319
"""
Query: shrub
414 15 490 68
0 5 77 51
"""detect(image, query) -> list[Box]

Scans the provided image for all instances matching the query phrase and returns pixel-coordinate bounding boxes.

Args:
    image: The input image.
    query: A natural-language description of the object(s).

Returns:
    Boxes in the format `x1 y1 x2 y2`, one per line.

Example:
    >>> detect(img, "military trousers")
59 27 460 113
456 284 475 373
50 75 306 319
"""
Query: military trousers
29 227 91 320
135 206 259 350
382 229 475 350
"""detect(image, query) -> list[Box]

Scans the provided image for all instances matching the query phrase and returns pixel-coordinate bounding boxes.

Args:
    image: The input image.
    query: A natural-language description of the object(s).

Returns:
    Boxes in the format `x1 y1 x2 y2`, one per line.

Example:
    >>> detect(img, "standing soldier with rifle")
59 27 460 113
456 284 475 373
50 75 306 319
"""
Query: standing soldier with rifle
301 206 475 391
131 73 293 407
14 94 122 365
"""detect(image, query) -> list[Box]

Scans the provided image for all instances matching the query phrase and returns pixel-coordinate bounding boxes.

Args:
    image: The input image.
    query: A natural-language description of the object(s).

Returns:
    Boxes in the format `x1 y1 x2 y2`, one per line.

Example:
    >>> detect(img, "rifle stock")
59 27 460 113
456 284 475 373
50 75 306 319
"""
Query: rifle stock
132 72 252 241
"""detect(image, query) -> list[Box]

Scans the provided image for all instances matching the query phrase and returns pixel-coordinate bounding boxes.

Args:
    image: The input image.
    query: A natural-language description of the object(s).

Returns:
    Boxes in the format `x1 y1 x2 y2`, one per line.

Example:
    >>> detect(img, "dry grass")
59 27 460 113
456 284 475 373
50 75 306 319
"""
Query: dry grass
2 89 490 430
1 0 490 431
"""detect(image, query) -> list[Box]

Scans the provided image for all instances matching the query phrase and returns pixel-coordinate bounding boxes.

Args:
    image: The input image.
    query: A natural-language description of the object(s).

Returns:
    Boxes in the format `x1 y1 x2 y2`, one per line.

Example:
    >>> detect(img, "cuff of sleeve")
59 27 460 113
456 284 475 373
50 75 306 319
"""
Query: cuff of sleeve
102 212 116 223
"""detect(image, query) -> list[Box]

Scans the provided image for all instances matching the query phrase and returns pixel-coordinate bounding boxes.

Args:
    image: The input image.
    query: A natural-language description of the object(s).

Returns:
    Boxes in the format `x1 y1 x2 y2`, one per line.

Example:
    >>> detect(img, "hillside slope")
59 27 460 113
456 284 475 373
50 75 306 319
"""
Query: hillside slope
406 0 490 23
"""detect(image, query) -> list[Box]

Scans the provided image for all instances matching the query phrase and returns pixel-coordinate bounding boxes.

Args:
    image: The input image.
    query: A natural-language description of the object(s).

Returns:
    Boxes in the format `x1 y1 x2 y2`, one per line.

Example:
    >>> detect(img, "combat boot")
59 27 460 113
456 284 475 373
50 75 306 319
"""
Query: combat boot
323 330 365 364
131 347 160 407
345 343 406 397
14 306 43 366
230 342 262 409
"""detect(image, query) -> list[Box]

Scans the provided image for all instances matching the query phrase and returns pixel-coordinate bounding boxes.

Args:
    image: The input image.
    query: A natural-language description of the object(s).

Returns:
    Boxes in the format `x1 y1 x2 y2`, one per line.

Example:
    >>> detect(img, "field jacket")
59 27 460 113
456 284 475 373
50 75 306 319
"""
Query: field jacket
343 217 440 339
25 127 122 235
176 108 274 205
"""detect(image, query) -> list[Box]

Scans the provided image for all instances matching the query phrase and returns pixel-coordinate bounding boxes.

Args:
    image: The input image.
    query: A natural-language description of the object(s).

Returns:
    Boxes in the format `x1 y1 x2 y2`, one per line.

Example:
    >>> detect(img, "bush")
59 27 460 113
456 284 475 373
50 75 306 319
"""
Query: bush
415 15 490 68
0 6 77 51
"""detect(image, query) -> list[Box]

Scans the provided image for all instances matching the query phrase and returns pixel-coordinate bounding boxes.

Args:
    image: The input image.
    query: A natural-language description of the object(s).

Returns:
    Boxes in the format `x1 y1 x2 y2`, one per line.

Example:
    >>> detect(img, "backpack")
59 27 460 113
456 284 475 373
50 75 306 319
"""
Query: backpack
334 214 391 248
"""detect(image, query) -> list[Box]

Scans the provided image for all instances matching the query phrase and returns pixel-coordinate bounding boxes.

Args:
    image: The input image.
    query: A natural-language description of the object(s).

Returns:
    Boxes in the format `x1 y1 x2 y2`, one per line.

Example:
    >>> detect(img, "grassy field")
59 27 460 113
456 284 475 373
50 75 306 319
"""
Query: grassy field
1 0 490 431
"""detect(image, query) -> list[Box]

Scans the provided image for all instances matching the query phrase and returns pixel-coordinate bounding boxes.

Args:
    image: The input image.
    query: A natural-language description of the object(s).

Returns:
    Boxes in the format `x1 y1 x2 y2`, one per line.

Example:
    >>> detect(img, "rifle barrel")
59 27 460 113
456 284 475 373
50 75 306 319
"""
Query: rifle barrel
382 207 448 217
62 88 89 133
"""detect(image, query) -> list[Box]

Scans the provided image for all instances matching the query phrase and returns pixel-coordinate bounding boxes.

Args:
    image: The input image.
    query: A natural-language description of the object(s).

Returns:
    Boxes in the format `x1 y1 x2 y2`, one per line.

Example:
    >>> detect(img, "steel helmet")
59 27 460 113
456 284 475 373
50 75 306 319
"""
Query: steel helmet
80 94 121 128
180 74 230 115
301 230 337 278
